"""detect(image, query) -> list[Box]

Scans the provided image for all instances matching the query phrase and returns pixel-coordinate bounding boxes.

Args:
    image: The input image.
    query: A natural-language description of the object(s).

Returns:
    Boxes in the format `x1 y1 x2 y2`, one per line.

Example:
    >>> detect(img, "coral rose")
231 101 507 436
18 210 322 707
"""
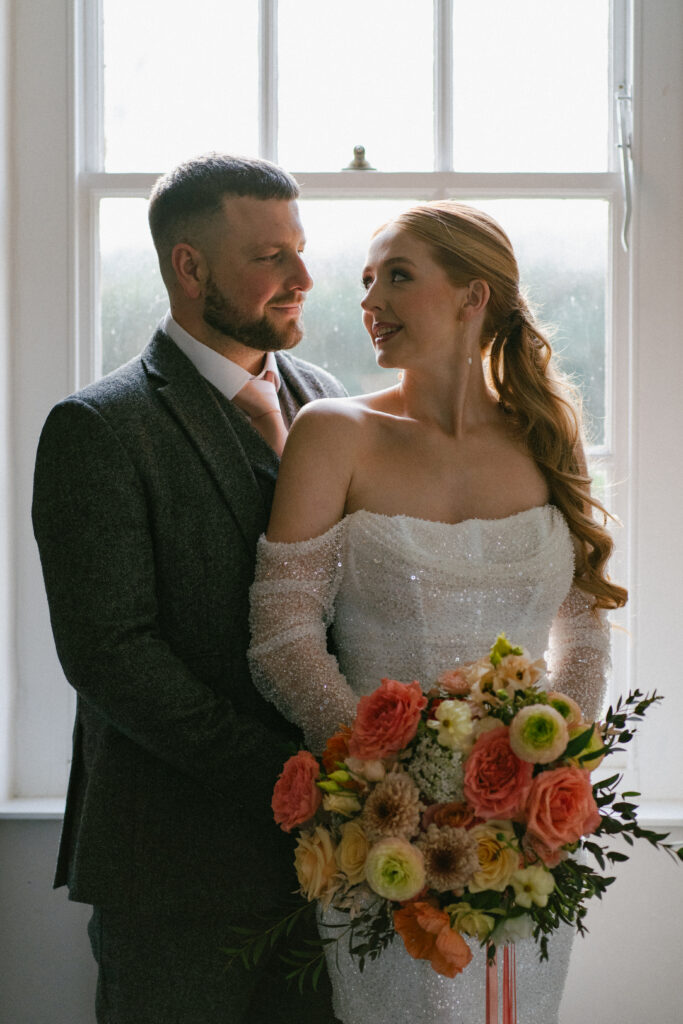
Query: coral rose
349 678 427 760
463 726 533 819
525 766 601 860
294 826 339 901
272 750 322 832
394 901 472 978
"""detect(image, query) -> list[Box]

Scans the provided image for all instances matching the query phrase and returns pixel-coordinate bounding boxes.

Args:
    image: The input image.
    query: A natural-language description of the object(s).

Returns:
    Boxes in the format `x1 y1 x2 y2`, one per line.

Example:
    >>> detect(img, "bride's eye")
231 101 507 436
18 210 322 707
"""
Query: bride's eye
390 268 410 283
361 275 373 291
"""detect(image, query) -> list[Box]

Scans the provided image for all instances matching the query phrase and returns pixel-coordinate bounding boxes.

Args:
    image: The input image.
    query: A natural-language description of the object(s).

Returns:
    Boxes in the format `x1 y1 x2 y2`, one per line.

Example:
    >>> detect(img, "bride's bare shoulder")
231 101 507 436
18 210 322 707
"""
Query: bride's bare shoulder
290 388 397 438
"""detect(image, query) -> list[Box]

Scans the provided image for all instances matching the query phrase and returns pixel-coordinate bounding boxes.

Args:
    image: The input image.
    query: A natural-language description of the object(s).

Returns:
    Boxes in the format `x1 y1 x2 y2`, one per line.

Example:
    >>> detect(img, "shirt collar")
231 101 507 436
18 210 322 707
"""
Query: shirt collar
162 311 281 401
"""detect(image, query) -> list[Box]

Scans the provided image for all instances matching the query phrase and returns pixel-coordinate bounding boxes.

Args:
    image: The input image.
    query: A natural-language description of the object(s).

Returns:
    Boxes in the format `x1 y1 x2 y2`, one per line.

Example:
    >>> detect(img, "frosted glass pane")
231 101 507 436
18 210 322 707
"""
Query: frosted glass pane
453 0 609 171
295 201 418 393
100 198 608 450
470 199 608 442
103 0 258 171
100 199 167 375
278 0 433 171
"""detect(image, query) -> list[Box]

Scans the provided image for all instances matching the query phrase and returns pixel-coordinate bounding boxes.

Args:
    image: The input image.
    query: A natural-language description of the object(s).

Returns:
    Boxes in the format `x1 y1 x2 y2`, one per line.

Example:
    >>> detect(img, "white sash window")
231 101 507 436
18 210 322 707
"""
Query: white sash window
2 2 682 836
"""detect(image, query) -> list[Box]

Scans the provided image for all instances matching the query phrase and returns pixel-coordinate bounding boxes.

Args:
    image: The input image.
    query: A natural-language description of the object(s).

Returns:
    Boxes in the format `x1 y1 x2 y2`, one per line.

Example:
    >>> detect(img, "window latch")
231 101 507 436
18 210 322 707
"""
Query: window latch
616 84 633 252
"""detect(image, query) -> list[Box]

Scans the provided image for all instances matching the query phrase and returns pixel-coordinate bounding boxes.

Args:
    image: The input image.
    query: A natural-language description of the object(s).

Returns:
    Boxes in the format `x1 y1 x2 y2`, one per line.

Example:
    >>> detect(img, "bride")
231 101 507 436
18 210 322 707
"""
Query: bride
248 201 627 1023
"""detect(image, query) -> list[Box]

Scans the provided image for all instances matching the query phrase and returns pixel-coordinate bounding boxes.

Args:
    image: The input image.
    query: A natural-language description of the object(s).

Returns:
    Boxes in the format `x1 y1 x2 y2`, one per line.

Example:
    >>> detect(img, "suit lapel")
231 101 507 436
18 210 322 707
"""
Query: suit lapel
141 329 273 551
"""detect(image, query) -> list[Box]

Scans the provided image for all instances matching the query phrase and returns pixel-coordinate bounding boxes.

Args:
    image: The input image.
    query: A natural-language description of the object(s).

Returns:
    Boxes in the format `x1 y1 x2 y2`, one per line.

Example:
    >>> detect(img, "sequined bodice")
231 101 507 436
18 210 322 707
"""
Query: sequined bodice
333 506 574 695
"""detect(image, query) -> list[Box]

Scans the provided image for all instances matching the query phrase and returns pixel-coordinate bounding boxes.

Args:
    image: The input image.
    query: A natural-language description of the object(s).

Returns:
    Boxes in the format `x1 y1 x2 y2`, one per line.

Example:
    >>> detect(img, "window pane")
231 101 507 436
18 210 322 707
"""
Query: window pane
100 199 166 374
278 0 433 171
470 198 608 443
295 200 418 392
452 0 609 171
103 0 258 172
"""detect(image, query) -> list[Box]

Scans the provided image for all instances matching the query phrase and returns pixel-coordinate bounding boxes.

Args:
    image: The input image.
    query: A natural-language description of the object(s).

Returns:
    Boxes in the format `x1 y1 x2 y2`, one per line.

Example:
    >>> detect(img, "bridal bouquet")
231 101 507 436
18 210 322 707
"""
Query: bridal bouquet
230 636 681 995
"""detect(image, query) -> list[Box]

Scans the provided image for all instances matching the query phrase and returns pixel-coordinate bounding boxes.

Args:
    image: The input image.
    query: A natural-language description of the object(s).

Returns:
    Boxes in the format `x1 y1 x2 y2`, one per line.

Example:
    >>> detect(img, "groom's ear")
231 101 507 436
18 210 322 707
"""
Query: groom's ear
171 242 205 300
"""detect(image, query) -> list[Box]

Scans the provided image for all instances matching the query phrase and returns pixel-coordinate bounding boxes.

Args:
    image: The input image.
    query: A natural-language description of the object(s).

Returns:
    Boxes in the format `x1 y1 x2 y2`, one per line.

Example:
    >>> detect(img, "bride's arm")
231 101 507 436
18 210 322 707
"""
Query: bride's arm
546 582 611 723
249 400 362 751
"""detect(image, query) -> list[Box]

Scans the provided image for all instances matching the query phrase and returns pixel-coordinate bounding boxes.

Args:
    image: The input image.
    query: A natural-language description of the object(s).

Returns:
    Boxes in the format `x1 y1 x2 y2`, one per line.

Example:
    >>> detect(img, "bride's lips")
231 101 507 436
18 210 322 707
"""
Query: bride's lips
372 321 402 343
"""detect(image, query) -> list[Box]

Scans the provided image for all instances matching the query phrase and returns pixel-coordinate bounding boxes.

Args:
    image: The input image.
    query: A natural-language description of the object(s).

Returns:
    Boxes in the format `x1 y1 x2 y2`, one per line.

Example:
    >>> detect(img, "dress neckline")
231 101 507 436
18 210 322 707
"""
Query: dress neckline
345 503 555 532
260 503 558 550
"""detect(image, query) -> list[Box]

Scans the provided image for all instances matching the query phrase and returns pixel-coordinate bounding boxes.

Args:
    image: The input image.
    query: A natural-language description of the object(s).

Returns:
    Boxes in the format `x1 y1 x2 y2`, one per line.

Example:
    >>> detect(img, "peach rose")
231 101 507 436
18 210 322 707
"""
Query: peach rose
463 726 533 819
525 766 601 860
394 901 472 978
271 750 322 832
294 825 338 901
349 678 427 760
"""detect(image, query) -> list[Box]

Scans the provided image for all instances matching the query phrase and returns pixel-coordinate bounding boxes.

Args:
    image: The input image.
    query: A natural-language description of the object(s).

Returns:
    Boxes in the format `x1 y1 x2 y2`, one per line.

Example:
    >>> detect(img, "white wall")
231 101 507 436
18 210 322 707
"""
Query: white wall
0 0 13 802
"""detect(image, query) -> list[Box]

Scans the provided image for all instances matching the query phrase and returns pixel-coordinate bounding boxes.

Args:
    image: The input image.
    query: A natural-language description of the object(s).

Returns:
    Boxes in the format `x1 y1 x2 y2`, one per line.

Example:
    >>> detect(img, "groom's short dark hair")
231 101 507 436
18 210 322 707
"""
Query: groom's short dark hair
148 152 300 282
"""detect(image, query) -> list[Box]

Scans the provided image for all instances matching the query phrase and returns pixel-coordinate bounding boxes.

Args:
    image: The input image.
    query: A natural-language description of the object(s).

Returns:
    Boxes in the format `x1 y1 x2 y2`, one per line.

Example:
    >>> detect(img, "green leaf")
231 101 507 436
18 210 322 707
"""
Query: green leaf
564 725 595 759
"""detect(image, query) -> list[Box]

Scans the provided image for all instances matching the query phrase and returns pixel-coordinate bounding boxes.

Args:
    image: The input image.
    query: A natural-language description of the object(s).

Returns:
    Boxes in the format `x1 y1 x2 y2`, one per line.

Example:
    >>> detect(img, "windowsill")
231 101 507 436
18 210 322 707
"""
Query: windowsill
0 798 66 819
0 798 682 840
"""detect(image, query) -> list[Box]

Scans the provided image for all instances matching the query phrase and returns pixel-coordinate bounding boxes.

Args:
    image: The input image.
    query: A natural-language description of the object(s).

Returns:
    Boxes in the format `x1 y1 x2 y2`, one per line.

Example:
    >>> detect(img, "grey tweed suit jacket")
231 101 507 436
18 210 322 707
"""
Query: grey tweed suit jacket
32 327 345 916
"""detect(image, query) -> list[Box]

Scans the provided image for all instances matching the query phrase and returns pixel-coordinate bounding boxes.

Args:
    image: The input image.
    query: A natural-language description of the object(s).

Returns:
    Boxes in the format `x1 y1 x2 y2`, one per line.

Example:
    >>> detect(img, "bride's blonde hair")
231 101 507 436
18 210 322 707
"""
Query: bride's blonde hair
390 200 626 611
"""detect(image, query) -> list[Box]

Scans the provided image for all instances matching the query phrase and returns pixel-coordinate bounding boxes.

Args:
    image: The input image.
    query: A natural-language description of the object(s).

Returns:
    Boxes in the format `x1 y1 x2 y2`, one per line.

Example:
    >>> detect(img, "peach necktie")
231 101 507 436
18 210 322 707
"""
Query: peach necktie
233 370 288 456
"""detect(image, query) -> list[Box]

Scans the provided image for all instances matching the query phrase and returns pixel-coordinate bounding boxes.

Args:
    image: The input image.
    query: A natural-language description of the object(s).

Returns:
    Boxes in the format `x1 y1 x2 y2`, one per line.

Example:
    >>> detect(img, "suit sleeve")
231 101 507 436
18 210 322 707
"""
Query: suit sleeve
32 397 290 806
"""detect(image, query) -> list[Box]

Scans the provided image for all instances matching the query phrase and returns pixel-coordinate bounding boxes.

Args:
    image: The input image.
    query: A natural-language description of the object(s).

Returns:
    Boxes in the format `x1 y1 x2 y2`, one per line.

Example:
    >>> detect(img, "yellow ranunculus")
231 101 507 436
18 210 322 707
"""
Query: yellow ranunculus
468 822 520 893
294 826 339 901
365 838 426 901
336 819 370 885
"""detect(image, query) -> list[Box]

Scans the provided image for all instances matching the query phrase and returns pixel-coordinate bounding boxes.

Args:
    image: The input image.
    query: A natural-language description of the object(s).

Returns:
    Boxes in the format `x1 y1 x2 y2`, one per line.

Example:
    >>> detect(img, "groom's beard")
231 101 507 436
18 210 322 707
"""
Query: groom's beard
202 272 304 352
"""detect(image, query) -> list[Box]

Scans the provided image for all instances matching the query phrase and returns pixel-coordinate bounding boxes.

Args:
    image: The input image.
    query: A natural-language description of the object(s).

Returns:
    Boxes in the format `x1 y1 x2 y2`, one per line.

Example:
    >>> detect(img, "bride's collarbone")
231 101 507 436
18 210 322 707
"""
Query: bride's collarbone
346 437 549 525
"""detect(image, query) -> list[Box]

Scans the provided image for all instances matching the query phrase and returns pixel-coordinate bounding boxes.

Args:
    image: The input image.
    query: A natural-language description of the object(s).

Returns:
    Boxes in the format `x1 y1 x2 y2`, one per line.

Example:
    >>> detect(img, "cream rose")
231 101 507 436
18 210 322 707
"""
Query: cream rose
336 819 370 885
468 822 521 893
294 826 339 901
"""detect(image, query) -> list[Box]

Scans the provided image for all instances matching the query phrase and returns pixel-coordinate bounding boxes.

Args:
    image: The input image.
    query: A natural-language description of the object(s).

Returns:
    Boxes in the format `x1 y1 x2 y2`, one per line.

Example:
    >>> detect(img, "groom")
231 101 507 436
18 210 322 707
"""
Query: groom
32 154 344 1023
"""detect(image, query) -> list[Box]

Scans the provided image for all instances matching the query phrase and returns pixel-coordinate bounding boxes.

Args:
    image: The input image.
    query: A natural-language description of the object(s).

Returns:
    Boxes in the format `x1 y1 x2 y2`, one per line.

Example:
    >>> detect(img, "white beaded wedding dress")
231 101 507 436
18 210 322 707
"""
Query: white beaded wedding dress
249 504 610 1024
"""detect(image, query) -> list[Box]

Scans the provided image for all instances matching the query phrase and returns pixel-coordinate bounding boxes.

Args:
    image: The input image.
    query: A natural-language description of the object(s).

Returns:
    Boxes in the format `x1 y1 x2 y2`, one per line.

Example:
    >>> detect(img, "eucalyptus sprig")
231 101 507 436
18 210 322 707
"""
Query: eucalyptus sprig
222 898 316 976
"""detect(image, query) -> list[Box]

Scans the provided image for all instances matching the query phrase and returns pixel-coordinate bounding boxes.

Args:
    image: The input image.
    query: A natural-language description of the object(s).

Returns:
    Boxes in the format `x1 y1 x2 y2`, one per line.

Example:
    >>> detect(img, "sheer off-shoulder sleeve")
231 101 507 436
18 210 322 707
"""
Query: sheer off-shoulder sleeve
248 525 358 752
546 582 611 722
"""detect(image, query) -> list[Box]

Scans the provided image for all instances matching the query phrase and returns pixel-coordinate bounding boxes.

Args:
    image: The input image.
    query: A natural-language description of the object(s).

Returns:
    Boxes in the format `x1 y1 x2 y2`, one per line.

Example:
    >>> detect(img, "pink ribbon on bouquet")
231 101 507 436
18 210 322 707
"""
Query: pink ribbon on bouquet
486 944 517 1024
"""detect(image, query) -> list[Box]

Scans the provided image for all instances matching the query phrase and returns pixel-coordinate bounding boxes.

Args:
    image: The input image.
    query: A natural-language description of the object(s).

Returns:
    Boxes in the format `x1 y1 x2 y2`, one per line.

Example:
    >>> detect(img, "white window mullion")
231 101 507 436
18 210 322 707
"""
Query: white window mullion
259 0 278 162
433 0 453 173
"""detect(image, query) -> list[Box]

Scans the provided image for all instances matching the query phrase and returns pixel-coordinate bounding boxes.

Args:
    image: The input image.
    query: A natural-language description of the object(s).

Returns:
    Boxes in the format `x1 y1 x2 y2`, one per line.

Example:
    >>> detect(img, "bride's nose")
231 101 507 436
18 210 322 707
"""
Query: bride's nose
361 281 383 311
